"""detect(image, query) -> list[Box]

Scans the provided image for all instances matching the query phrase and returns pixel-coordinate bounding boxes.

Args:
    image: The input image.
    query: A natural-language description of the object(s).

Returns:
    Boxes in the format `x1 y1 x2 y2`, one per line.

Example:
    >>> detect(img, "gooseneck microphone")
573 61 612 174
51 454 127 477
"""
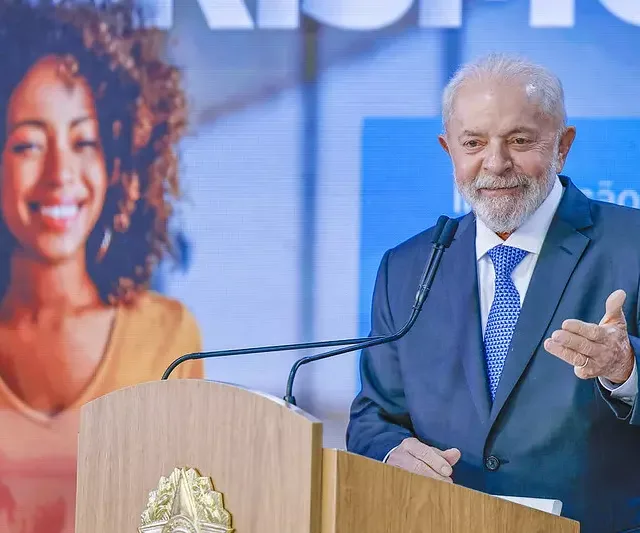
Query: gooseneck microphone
161 216 457 391
282 216 459 405
162 333 387 380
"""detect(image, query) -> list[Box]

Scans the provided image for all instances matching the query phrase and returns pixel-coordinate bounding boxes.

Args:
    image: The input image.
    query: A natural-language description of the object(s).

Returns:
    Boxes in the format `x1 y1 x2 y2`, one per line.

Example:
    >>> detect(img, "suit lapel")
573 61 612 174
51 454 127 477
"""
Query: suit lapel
440 214 492 424
489 177 593 425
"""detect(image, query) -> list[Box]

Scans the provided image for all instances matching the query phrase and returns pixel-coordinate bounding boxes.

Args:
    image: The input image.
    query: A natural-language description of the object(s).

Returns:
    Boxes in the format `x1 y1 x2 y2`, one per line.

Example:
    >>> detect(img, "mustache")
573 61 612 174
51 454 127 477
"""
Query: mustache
472 173 532 190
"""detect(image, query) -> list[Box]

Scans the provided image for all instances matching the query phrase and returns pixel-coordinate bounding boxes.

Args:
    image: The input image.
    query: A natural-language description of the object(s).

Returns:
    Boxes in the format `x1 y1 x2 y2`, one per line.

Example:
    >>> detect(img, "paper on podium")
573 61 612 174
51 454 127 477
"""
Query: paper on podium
493 495 563 516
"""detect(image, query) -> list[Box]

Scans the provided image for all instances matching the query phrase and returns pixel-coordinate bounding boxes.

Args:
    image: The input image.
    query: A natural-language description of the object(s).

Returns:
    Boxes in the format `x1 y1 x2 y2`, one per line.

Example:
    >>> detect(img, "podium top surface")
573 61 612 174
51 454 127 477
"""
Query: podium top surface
80 378 322 424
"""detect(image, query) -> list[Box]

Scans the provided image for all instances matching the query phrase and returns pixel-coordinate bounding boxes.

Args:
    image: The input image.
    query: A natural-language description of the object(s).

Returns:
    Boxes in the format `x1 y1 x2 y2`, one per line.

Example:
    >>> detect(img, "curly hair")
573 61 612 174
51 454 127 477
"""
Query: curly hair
0 0 188 304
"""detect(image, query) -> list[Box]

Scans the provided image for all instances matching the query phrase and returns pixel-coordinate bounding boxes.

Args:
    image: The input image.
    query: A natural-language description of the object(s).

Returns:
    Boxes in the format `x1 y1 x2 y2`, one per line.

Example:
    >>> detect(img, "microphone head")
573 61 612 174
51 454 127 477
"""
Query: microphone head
431 215 449 243
438 218 459 248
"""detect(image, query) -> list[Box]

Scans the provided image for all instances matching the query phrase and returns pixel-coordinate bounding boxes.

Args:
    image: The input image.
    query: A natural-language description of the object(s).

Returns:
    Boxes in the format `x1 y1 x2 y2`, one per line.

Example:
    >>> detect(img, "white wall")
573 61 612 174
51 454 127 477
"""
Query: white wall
312 30 446 448
164 86 305 398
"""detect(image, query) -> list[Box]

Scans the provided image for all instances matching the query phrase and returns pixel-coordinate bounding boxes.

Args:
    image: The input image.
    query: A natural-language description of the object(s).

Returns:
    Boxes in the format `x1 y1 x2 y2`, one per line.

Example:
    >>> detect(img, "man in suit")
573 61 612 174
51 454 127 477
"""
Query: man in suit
346 53 640 533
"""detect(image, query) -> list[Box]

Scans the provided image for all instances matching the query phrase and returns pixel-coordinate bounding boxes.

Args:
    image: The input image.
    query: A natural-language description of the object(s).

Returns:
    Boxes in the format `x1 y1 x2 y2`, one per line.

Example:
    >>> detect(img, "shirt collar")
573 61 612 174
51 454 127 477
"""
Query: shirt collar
476 175 564 261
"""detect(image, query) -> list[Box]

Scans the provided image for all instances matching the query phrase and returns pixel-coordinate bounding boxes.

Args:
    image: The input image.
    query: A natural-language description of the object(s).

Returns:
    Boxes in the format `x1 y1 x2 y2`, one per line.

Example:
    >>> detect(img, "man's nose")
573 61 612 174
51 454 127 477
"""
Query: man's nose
482 141 513 176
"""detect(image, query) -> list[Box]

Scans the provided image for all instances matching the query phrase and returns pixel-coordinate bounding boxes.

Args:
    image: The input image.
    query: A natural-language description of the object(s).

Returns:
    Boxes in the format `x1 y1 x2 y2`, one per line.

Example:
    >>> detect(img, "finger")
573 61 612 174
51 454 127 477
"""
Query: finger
551 329 603 357
561 320 606 343
396 453 453 482
600 289 627 326
407 444 453 477
544 338 589 368
389 451 453 482
438 448 462 466
403 439 453 477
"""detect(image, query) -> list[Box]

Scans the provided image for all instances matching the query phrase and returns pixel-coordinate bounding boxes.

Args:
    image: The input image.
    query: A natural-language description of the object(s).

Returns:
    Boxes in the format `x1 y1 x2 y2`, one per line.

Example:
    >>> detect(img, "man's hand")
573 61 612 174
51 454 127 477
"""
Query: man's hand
544 289 635 384
387 437 461 483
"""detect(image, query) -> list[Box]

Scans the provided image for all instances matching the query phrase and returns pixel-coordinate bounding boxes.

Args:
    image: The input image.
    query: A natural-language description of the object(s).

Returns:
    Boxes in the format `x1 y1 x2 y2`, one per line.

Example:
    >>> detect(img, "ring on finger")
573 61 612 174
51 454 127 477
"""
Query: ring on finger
576 357 589 369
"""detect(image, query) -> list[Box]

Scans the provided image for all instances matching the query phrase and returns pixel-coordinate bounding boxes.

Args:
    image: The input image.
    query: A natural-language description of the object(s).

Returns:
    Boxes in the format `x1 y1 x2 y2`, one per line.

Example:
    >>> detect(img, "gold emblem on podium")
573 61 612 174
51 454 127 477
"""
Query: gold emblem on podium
139 467 234 533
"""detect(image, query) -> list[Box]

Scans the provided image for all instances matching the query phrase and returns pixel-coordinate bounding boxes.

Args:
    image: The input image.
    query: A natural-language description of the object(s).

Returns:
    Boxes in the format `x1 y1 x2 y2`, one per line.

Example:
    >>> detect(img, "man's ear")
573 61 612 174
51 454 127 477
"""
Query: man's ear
438 134 450 155
556 126 576 172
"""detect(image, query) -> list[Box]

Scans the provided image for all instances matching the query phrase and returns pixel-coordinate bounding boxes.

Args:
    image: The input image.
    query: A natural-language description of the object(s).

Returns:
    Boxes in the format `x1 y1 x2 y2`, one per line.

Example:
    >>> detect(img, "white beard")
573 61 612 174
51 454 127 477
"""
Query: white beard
456 155 558 234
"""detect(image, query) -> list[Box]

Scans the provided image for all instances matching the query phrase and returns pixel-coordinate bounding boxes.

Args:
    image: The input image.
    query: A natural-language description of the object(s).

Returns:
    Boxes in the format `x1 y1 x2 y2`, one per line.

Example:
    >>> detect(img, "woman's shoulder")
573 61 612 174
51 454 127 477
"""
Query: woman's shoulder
111 291 204 378
124 291 199 333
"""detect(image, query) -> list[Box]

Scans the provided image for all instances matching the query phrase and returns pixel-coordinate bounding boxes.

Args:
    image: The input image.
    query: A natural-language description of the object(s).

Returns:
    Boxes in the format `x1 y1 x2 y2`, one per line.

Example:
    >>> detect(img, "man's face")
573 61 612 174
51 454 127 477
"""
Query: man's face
439 78 576 234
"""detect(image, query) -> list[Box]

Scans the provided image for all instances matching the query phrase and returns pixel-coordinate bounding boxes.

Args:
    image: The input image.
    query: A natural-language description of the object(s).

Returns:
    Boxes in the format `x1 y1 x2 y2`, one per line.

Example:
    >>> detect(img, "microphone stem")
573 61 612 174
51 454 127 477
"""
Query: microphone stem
284 246 446 405
161 334 386 380
413 245 445 314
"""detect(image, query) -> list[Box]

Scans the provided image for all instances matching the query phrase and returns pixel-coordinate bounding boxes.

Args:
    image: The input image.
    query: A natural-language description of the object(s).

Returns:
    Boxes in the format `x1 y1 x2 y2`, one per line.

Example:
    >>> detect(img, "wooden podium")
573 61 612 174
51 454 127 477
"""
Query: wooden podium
75 379 579 532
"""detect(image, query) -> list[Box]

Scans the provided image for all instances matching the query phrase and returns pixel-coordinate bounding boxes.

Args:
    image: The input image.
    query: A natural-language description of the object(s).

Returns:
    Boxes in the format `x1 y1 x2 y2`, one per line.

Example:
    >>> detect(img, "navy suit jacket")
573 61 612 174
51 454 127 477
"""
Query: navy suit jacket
347 176 640 533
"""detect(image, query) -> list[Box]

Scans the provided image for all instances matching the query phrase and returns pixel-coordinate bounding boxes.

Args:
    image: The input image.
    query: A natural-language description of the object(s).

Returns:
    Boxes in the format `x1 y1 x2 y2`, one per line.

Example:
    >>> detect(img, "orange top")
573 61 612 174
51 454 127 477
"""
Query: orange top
0 292 203 533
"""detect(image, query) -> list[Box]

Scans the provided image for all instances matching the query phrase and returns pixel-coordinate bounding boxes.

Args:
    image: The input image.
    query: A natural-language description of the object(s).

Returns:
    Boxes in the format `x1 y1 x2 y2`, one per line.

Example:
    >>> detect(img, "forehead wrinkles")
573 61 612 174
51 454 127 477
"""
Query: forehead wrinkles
449 78 557 134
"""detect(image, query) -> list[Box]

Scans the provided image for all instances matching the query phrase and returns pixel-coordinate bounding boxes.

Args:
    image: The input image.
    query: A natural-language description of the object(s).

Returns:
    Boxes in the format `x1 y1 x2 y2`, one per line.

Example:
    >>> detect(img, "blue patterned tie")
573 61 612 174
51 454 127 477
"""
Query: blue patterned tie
484 245 529 401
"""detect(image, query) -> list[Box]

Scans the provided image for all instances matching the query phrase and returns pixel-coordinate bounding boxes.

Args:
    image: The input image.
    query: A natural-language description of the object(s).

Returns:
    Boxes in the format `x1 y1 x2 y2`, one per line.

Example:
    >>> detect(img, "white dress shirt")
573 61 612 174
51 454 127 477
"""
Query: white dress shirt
476 175 637 405
383 176 637 463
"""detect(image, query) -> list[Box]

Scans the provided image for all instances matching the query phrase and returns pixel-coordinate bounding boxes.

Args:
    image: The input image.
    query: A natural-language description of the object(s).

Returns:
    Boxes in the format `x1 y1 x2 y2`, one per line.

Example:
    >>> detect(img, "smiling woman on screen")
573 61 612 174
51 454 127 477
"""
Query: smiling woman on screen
0 1 203 531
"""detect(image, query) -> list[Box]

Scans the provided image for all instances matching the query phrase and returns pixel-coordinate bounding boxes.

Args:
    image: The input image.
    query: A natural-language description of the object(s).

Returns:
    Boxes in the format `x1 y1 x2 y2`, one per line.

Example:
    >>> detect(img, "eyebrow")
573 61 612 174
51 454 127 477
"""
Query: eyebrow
458 127 539 140
458 130 483 140
8 116 95 134
504 127 539 136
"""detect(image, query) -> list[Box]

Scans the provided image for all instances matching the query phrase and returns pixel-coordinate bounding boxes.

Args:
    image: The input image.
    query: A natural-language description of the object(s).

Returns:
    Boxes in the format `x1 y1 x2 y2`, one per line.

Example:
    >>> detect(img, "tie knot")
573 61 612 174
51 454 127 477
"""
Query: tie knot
487 245 528 278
